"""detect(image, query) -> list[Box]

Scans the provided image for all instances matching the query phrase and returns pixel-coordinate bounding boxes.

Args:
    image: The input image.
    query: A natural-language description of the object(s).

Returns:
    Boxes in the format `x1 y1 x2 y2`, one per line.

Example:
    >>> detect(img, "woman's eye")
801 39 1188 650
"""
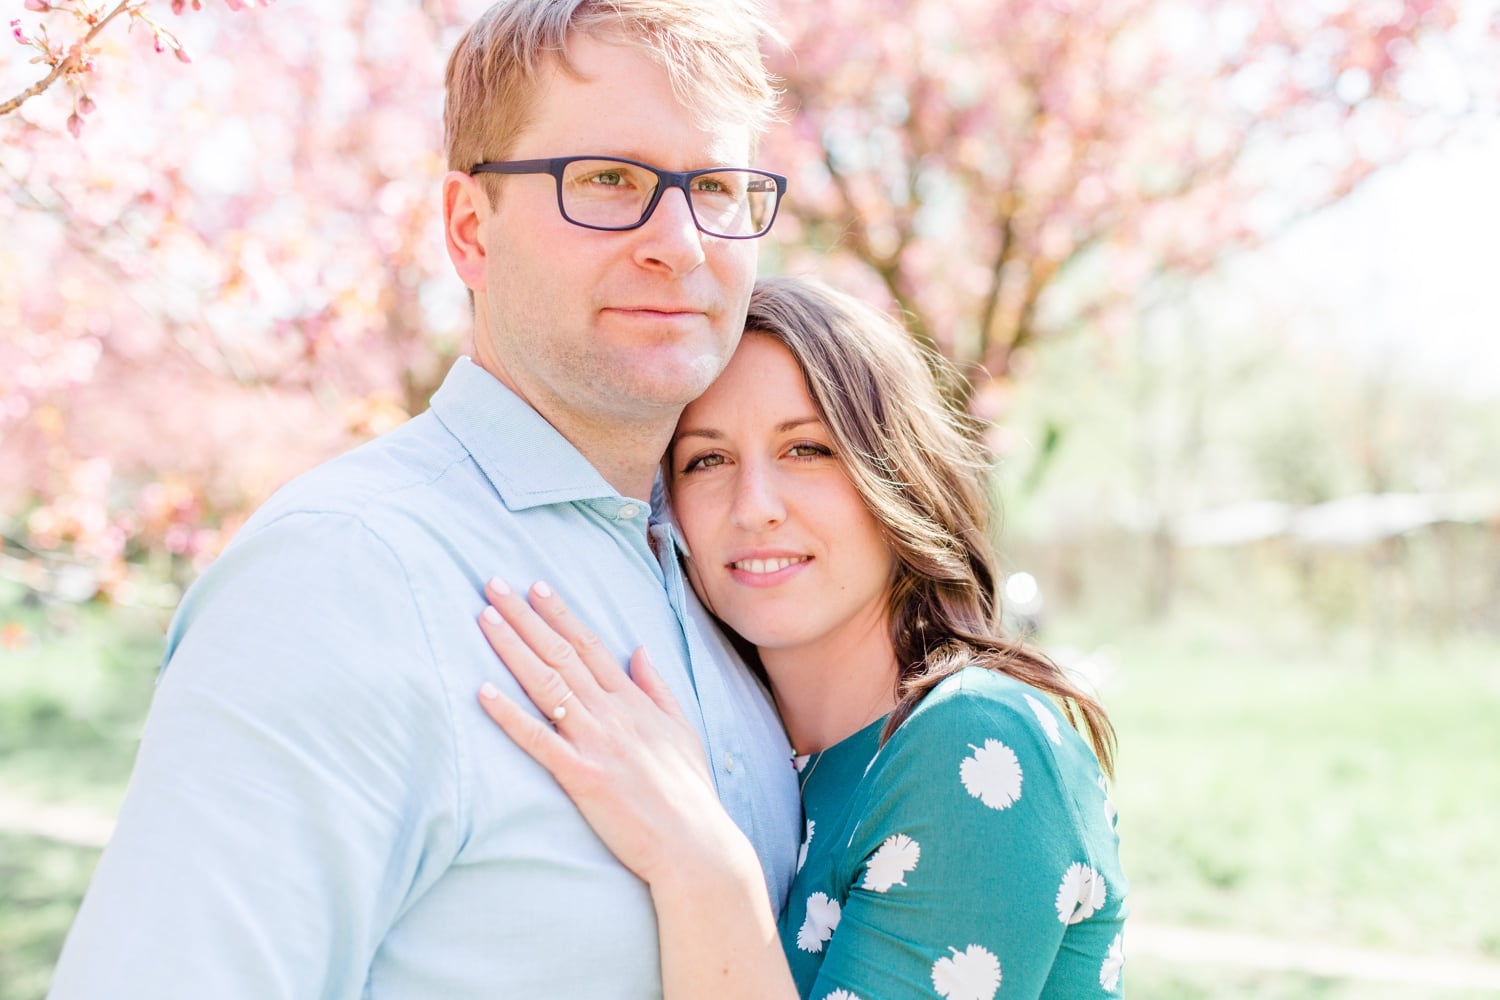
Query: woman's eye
788 443 833 459
681 453 728 474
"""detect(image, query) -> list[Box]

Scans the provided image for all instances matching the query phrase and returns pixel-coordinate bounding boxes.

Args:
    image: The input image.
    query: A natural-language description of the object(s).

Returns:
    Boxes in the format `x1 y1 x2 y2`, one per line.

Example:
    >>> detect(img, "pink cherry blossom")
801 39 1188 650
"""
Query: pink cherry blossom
0 0 1496 595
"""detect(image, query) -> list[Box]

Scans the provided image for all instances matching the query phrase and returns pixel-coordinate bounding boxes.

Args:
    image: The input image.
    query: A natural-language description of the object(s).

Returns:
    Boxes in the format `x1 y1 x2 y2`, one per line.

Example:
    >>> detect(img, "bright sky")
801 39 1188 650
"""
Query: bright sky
1235 123 1500 399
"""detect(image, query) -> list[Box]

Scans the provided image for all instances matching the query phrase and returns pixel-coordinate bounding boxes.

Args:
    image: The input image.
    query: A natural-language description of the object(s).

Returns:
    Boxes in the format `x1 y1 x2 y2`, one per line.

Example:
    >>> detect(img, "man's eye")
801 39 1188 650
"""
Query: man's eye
693 173 744 198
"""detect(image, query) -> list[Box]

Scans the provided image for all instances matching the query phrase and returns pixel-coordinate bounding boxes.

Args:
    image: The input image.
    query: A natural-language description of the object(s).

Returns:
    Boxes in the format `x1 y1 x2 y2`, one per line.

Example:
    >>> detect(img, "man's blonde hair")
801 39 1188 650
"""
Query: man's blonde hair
444 0 780 176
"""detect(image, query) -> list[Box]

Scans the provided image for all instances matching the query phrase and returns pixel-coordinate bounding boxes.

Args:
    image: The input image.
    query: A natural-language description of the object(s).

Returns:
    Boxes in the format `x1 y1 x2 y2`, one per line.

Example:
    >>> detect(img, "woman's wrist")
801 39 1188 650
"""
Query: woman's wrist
645 815 764 899
647 821 791 1000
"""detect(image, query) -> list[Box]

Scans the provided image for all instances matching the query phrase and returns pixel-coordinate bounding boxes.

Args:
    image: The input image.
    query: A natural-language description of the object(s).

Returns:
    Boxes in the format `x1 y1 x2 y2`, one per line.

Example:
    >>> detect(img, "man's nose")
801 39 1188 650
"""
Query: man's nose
632 186 707 274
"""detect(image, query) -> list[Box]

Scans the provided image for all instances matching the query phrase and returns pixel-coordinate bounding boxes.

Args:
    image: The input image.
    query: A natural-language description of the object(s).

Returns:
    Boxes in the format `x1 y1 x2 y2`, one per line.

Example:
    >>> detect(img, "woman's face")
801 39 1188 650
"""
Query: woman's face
668 333 896 657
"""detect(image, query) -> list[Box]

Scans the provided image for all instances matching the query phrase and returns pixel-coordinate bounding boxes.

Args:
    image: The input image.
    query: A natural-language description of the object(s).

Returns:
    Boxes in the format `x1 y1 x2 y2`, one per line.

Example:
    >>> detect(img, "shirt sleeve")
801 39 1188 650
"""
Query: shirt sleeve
804 677 1115 1000
48 512 461 1000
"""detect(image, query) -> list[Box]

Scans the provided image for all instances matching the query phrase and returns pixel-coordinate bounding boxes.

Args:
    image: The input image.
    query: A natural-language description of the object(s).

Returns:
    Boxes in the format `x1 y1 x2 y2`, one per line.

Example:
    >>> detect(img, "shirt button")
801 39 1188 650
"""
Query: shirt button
723 752 737 773
618 504 641 520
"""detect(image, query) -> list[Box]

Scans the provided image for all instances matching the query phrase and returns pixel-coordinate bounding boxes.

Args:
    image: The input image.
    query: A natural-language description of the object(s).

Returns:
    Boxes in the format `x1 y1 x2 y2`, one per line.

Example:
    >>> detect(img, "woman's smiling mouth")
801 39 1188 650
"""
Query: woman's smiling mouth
729 555 811 575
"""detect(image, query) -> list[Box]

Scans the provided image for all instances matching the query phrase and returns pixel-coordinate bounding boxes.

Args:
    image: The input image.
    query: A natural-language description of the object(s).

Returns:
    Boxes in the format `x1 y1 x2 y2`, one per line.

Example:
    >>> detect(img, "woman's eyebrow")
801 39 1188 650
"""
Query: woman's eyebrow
672 427 724 443
673 416 824 447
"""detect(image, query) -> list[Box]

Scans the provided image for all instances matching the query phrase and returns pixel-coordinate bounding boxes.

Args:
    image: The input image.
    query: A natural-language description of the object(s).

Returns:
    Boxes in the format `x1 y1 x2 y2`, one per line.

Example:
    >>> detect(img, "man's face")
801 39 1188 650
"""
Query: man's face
470 35 759 432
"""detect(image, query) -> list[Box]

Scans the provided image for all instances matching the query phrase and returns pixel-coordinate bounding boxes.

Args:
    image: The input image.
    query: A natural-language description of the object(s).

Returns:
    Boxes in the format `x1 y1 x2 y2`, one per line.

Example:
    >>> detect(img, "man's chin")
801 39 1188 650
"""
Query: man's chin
613 350 733 404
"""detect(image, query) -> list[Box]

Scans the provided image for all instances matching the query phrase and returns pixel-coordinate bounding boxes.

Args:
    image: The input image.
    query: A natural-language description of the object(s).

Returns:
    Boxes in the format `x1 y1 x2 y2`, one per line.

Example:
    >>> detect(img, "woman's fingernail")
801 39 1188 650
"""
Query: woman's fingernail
533 580 553 598
481 605 502 625
479 682 499 700
488 577 510 595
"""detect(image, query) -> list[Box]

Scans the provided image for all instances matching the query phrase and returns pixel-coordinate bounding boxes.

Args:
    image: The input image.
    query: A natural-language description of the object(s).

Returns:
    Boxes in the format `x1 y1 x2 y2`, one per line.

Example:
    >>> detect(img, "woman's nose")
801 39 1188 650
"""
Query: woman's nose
729 463 786 530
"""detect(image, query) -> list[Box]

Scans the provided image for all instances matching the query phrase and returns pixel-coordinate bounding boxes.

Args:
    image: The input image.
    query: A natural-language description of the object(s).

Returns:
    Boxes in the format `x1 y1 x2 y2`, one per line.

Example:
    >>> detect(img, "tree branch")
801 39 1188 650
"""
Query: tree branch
1 2 136 117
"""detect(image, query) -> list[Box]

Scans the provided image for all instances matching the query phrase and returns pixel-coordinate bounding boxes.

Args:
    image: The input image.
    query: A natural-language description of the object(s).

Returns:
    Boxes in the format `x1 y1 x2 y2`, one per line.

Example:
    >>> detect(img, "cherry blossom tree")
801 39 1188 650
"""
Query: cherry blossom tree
3 0 1497 600
4 1 275 129
761 0 1500 408
2 0 472 600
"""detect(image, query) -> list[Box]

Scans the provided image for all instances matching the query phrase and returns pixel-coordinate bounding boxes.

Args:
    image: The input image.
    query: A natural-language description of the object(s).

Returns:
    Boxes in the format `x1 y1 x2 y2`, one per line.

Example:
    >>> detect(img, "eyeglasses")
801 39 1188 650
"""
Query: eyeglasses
468 155 787 240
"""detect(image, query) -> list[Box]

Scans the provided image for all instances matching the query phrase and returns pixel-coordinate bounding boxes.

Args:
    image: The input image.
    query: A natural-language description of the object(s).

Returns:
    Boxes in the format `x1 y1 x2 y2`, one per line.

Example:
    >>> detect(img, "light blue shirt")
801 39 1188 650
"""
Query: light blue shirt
49 357 801 999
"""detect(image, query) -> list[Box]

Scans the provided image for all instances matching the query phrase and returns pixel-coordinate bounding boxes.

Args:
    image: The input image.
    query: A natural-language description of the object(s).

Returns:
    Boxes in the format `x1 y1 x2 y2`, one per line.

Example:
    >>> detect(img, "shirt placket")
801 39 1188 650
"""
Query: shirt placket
650 521 748 810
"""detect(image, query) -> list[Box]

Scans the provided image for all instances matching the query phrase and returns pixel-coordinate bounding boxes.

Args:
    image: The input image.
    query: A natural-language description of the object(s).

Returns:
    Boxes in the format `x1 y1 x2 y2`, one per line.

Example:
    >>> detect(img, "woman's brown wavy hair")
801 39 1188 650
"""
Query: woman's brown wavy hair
725 275 1115 775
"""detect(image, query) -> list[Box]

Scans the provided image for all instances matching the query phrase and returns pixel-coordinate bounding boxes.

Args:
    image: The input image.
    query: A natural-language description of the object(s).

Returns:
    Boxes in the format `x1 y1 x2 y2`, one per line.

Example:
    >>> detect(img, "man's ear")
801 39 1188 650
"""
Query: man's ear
443 171 489 292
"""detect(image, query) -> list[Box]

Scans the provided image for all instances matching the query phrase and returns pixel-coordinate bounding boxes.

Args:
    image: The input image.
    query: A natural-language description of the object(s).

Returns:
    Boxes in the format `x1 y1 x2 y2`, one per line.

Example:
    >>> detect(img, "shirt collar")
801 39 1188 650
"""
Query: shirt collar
429 356 621 512
650 477 694 560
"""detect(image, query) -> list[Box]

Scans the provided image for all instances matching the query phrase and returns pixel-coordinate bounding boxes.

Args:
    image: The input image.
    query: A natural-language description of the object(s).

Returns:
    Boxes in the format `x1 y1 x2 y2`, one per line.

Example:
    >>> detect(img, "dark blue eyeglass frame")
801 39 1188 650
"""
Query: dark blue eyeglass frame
468 155 787 239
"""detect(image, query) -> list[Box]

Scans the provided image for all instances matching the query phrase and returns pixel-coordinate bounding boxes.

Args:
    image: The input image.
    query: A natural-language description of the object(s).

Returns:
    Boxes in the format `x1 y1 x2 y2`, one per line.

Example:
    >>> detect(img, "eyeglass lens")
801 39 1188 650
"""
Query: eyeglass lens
559 159 778 237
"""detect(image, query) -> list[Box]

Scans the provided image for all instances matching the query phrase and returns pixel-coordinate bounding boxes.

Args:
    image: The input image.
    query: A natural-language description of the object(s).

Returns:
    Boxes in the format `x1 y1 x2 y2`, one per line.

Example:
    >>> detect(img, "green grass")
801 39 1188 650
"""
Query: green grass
2 587 1498 999
0 834 99 1000
1053 604 1500 962
1126 958 1500 999
0 590 161 1000
0 591 163 812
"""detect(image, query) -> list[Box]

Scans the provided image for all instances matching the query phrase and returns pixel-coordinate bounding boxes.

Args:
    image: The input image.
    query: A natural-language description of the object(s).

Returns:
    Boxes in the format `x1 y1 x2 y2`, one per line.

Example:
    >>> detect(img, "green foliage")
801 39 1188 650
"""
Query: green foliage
997 288 1500 531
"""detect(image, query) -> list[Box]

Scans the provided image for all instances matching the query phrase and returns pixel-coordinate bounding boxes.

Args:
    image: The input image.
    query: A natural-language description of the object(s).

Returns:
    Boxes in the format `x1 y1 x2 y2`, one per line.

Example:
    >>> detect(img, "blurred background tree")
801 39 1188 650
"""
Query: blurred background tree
3 0 1495 609
763 0 1493 391
3 0 467 600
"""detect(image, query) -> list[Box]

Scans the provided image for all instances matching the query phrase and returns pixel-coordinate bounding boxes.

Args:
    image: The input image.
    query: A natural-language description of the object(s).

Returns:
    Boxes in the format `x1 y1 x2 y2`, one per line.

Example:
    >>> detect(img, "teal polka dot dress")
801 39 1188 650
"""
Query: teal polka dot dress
779 667 1128 999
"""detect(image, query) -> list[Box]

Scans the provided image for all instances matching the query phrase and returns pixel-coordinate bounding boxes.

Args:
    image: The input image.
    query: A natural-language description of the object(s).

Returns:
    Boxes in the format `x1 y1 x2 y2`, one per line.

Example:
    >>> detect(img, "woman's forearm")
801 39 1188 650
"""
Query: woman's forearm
648 825 799 1000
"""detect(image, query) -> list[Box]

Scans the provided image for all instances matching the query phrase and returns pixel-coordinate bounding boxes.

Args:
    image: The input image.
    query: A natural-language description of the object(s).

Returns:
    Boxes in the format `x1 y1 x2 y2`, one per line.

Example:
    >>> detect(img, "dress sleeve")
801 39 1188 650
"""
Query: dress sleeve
48 513 461 1000
803 676 1115 1000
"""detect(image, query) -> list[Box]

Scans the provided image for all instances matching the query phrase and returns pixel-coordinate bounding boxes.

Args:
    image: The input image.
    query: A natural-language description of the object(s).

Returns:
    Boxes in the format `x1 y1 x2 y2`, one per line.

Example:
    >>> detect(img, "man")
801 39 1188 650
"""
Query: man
48 2 799 996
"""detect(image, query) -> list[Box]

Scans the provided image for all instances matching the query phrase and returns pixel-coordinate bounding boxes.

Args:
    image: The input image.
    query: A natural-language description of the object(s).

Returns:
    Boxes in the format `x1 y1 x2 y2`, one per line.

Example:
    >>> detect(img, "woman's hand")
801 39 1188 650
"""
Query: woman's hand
477 578 799 1000
475 578 745 888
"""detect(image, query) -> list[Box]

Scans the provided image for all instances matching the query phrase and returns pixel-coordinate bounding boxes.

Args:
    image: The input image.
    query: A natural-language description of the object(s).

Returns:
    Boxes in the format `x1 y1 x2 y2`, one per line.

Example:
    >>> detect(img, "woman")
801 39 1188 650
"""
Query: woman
475 276 1127 998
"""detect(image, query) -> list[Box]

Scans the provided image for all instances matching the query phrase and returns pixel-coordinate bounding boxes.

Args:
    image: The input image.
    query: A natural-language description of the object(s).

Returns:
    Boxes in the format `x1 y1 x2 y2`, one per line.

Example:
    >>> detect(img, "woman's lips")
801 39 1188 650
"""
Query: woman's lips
725 554 811 587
